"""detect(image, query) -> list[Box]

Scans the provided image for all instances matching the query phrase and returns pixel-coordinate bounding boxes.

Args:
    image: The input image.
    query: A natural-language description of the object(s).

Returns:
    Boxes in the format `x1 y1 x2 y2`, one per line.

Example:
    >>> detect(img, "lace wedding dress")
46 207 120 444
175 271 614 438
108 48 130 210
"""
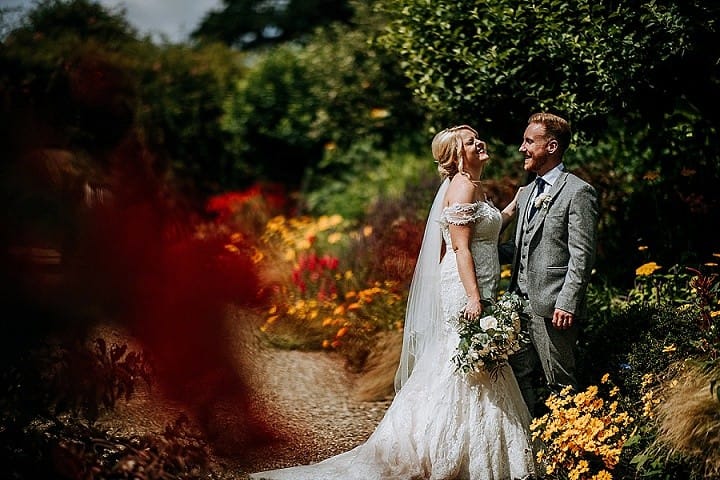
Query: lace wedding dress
249 189 536 480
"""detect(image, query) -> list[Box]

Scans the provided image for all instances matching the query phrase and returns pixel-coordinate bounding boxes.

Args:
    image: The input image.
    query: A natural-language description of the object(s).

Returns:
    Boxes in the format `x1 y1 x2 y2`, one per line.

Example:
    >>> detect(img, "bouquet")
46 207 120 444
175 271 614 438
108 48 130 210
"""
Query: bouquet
452 291 529 379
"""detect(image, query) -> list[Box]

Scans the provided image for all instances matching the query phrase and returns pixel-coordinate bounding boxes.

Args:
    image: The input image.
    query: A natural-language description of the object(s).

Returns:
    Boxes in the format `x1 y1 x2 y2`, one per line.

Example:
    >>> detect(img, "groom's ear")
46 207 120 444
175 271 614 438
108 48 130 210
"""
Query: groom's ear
547 138 559 154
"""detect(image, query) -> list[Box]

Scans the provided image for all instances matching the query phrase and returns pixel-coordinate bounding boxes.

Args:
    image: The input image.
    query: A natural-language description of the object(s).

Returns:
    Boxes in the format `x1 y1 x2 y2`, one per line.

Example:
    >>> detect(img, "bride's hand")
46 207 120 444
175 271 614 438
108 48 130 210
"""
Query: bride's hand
501 186 524 219
463 298 483 320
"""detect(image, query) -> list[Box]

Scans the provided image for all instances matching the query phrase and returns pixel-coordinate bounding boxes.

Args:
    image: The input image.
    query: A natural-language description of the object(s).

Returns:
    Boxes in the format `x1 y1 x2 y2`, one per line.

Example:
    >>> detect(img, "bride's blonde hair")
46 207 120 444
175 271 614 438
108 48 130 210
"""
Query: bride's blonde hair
431 125 477 180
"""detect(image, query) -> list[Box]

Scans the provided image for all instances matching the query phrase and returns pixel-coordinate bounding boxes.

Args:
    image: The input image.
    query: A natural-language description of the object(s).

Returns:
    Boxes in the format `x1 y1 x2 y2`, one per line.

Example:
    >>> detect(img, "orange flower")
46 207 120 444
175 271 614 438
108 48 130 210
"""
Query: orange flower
636 261 661 276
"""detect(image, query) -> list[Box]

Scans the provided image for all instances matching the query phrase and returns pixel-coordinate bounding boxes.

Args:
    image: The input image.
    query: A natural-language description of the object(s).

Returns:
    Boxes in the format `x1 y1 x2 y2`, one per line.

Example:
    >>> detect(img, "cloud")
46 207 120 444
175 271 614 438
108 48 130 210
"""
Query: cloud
109 0 222 42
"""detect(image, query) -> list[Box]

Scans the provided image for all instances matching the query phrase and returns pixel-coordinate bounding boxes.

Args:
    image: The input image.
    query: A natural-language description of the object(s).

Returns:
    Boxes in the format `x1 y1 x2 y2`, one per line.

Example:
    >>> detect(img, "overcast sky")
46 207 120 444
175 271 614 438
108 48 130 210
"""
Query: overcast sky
1 0 223 43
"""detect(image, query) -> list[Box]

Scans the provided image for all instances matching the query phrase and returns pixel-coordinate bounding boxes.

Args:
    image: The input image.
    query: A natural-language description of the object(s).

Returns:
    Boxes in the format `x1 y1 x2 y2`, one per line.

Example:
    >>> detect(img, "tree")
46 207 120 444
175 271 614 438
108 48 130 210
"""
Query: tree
135 42 248 196
192 0 354 50
377 0 719 139
376 0 720 281
221 12 427 190
4 0 137 44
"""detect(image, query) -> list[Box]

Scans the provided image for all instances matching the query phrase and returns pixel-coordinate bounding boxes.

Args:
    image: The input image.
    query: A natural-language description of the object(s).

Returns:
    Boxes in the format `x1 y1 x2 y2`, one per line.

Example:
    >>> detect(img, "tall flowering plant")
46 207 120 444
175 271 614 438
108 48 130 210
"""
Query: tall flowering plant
291 253 340 300
257 214 407 367
451 291 528 379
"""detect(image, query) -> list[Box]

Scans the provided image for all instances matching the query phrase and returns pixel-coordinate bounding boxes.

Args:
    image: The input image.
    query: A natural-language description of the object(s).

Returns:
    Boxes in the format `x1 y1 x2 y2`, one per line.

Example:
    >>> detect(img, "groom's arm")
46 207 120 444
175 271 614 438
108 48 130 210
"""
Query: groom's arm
556 183 598 314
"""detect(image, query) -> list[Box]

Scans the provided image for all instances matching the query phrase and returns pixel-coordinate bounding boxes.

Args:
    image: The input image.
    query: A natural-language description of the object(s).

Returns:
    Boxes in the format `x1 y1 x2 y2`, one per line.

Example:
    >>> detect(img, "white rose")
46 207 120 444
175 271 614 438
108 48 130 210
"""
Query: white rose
534 192 552 209
479 315 498 330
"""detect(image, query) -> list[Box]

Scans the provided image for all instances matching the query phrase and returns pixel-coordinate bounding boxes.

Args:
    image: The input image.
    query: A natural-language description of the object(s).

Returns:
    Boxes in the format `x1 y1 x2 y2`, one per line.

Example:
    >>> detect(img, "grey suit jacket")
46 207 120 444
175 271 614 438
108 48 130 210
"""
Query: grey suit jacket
509 171 599 318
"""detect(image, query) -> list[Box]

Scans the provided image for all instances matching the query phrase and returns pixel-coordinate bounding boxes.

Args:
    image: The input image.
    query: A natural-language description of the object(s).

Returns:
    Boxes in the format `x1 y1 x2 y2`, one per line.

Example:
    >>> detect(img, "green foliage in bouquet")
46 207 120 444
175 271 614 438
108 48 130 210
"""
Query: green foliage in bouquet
452 291 529 379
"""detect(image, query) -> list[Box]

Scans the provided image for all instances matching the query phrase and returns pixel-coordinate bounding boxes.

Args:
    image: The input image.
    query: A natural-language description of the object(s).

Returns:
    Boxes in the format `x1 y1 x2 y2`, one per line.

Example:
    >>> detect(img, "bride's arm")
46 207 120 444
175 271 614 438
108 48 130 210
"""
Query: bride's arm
500 185 524 233
446 177 483 318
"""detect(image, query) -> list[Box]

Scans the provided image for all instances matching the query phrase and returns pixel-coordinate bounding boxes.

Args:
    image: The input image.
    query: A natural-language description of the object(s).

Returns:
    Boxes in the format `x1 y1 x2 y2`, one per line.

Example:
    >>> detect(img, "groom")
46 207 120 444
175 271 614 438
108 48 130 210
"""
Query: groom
507 112 599 416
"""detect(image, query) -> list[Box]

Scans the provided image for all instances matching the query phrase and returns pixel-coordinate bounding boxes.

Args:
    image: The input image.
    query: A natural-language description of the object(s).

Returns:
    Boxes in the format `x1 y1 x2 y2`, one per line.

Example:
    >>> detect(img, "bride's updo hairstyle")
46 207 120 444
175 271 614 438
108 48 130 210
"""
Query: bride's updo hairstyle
431 125 478 180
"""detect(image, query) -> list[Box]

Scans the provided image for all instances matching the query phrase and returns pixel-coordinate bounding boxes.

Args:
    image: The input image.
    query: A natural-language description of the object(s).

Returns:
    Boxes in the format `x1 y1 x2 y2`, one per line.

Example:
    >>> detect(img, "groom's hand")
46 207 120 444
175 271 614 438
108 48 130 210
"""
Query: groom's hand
552 309 574 330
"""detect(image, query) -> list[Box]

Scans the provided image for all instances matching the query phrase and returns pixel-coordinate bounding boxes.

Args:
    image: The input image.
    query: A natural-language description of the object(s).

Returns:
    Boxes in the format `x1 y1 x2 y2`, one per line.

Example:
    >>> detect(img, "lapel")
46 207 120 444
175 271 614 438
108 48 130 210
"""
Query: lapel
516 183 534 244
526 171 569 243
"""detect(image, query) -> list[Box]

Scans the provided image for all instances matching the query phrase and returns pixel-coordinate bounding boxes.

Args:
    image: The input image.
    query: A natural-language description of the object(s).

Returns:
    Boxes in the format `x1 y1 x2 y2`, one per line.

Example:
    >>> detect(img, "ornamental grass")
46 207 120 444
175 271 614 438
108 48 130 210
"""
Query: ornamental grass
646 361 720 479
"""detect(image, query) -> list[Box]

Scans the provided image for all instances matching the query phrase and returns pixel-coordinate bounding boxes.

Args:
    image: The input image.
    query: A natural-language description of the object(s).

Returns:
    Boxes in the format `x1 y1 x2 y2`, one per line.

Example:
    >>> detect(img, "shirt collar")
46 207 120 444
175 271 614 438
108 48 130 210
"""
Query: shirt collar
538 163 564 187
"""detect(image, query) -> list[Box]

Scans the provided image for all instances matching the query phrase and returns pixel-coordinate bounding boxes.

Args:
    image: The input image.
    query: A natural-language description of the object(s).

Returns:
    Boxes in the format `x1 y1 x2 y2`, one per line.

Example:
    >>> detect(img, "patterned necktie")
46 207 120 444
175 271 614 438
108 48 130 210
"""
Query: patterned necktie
528 177 546 221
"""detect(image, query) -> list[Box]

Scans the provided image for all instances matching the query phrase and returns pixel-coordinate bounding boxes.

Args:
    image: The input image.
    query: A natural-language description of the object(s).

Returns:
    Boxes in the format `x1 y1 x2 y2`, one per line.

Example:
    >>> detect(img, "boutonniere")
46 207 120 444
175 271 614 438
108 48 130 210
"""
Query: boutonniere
534 192 552 210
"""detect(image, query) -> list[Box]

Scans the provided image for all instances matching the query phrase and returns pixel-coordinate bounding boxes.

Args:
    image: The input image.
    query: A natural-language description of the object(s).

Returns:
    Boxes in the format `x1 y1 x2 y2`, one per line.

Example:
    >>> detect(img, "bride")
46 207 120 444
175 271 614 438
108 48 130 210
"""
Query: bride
249 125 536 480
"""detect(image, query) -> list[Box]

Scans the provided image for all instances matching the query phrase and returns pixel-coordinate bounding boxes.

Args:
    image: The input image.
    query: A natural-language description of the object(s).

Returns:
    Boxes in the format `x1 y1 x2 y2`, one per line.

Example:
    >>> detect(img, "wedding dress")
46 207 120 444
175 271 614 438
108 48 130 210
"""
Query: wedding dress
249 179 536 480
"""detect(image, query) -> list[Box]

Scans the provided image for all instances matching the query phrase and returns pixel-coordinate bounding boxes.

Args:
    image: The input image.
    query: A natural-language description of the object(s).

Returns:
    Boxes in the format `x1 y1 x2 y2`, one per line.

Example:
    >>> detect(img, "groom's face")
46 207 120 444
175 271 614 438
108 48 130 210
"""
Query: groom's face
519 122 552 175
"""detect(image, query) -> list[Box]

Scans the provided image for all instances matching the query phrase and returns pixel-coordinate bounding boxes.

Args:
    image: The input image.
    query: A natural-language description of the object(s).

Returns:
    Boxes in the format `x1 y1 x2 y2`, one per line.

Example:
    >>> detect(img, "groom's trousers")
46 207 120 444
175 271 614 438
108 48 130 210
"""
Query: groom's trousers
509 301 579 415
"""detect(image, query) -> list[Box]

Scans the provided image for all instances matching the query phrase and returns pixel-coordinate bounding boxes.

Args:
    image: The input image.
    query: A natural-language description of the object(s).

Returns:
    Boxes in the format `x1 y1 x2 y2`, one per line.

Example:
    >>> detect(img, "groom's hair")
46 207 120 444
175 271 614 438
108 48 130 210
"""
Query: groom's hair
528 112 571 155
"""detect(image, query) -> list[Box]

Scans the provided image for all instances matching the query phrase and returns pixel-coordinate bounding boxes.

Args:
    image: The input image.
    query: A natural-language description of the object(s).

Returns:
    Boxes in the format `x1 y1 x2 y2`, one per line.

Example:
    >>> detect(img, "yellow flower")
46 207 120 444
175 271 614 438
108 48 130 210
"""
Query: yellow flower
327 232 343 244
662 344 677 353
370 107 390 119
571 459 590 479
635 261 662 276
363 225 373 237
531 379 633 479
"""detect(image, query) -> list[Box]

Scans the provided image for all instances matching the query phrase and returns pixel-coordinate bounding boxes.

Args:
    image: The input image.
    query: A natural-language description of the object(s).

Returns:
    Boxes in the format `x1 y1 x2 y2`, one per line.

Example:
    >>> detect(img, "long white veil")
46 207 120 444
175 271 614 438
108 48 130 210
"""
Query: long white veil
394 177 449 392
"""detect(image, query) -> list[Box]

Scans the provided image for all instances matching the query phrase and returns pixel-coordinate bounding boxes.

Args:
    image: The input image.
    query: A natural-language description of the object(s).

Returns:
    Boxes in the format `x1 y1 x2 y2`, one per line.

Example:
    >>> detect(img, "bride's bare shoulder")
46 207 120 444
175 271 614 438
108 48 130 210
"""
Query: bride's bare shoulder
445 174 475 206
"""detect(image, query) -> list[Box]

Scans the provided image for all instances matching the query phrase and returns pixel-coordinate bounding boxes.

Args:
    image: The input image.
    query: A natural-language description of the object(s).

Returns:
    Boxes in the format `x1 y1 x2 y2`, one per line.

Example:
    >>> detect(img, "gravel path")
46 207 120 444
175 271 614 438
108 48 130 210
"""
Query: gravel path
229 307 393 478
94 306 394 479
